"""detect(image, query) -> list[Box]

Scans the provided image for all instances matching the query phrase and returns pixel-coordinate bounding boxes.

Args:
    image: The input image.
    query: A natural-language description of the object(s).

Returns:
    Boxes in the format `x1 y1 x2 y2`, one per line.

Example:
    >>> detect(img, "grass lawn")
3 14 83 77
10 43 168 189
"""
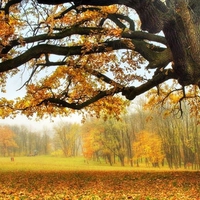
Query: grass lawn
0 156 199 199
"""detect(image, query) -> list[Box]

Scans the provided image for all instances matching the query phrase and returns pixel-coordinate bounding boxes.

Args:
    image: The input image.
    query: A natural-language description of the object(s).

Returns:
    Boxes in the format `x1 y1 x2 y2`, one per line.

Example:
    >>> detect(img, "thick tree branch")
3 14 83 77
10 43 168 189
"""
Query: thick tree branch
35 69 177 110
2 27 104 55
0 38 171 73
122 69 177 100
37 0 168 33
2 27 167 55
40 90 114 110
37 0 132 6
0 0 198 117
121 31 167 45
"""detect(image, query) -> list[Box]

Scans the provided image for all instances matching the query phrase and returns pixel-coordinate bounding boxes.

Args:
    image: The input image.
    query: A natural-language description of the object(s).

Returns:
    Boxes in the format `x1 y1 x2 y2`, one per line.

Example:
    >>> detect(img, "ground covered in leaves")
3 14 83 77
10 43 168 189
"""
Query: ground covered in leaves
0 170 199 199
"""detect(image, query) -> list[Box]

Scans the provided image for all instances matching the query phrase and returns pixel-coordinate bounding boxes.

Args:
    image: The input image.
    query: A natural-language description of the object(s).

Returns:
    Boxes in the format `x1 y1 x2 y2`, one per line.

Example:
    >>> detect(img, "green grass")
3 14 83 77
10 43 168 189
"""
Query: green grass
0 156 180 172
0 156 89 172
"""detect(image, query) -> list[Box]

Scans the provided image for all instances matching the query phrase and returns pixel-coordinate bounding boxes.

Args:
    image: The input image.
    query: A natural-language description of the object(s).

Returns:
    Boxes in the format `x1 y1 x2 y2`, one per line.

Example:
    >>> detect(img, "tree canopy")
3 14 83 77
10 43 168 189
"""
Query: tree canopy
0 0 199 119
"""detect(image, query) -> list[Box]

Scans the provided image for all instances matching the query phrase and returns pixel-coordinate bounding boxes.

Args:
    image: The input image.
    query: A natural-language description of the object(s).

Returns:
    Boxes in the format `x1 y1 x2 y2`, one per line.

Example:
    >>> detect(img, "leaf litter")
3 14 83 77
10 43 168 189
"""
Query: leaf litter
0 170 199 199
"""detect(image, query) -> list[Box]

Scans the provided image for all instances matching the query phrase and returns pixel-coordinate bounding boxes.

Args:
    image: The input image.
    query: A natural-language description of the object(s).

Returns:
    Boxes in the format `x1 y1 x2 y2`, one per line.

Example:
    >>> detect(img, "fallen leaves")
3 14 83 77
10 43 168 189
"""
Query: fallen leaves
0 170 199 199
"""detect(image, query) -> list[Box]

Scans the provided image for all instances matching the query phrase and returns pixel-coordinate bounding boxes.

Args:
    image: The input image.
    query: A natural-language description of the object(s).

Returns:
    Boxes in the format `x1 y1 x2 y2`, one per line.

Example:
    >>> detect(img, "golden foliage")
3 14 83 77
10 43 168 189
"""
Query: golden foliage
0 170 200 199
0 2 140 120
0 8 23 46
133 130 164 164
0 126 18 156
0 1 192 122
145 83 200 123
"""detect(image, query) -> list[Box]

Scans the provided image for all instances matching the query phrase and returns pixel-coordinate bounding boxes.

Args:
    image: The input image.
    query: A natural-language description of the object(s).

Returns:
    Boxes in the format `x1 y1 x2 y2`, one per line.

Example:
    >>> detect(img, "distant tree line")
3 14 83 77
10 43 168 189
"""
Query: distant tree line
81 99 200 169
0 125 52 157
0 99 199 169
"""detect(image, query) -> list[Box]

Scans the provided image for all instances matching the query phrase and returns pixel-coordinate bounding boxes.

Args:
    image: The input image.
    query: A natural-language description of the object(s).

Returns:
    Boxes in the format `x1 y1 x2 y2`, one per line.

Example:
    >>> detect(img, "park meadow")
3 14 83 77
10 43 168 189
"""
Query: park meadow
0 156 199 200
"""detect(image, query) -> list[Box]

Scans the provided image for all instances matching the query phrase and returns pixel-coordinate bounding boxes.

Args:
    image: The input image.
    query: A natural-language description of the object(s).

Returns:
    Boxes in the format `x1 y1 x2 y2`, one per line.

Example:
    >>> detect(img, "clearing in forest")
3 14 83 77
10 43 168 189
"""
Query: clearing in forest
0 157 199 199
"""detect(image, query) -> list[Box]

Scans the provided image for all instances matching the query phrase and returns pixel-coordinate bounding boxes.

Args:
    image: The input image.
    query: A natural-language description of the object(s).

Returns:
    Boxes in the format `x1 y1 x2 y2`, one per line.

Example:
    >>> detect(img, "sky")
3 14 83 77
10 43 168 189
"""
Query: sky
0 113 82 132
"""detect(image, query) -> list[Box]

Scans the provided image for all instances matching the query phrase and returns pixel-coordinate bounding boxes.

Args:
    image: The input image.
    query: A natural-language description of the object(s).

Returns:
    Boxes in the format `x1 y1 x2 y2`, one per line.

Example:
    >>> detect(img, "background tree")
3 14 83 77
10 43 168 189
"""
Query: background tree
40 131 52 155
8 125 52 156
100 118 127 166
132 130 164 167
0 0 198 121
0 126 18 156
9 125 28 156
145 93 200 169
53 122 81 157
82 117 127 165
81 118 105 162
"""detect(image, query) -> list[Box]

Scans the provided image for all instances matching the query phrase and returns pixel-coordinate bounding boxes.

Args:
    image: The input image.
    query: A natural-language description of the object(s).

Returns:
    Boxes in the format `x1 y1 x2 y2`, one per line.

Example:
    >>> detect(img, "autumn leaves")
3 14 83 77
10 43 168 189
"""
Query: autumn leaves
0 170 199 199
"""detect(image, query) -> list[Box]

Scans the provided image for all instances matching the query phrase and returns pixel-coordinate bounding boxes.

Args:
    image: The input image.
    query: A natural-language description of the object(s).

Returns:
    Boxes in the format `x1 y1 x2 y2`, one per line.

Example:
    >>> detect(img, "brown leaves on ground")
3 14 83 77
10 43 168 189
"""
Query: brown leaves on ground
0 170 199 199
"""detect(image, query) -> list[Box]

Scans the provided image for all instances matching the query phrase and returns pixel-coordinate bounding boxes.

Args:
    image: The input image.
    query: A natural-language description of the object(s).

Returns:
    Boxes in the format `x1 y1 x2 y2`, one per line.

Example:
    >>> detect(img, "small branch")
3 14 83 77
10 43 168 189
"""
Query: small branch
17 65 40 90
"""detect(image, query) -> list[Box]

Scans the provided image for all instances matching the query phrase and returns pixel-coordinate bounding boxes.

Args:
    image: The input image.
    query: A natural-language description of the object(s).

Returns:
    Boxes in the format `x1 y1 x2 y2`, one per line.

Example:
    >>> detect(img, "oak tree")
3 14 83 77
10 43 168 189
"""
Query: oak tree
0 0 199 119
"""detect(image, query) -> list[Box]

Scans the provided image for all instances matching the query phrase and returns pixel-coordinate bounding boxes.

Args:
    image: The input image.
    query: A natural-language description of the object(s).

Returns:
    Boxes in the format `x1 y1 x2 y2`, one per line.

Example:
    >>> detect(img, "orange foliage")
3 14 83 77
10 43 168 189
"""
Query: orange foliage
1 0 198 124
82 120 104 159
12 56 129 119
82 132 94 159
145 83 200 123
0 3 138 120
133 130 164 164
0 126 18 156
0 170 199 199
0 6 23 46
